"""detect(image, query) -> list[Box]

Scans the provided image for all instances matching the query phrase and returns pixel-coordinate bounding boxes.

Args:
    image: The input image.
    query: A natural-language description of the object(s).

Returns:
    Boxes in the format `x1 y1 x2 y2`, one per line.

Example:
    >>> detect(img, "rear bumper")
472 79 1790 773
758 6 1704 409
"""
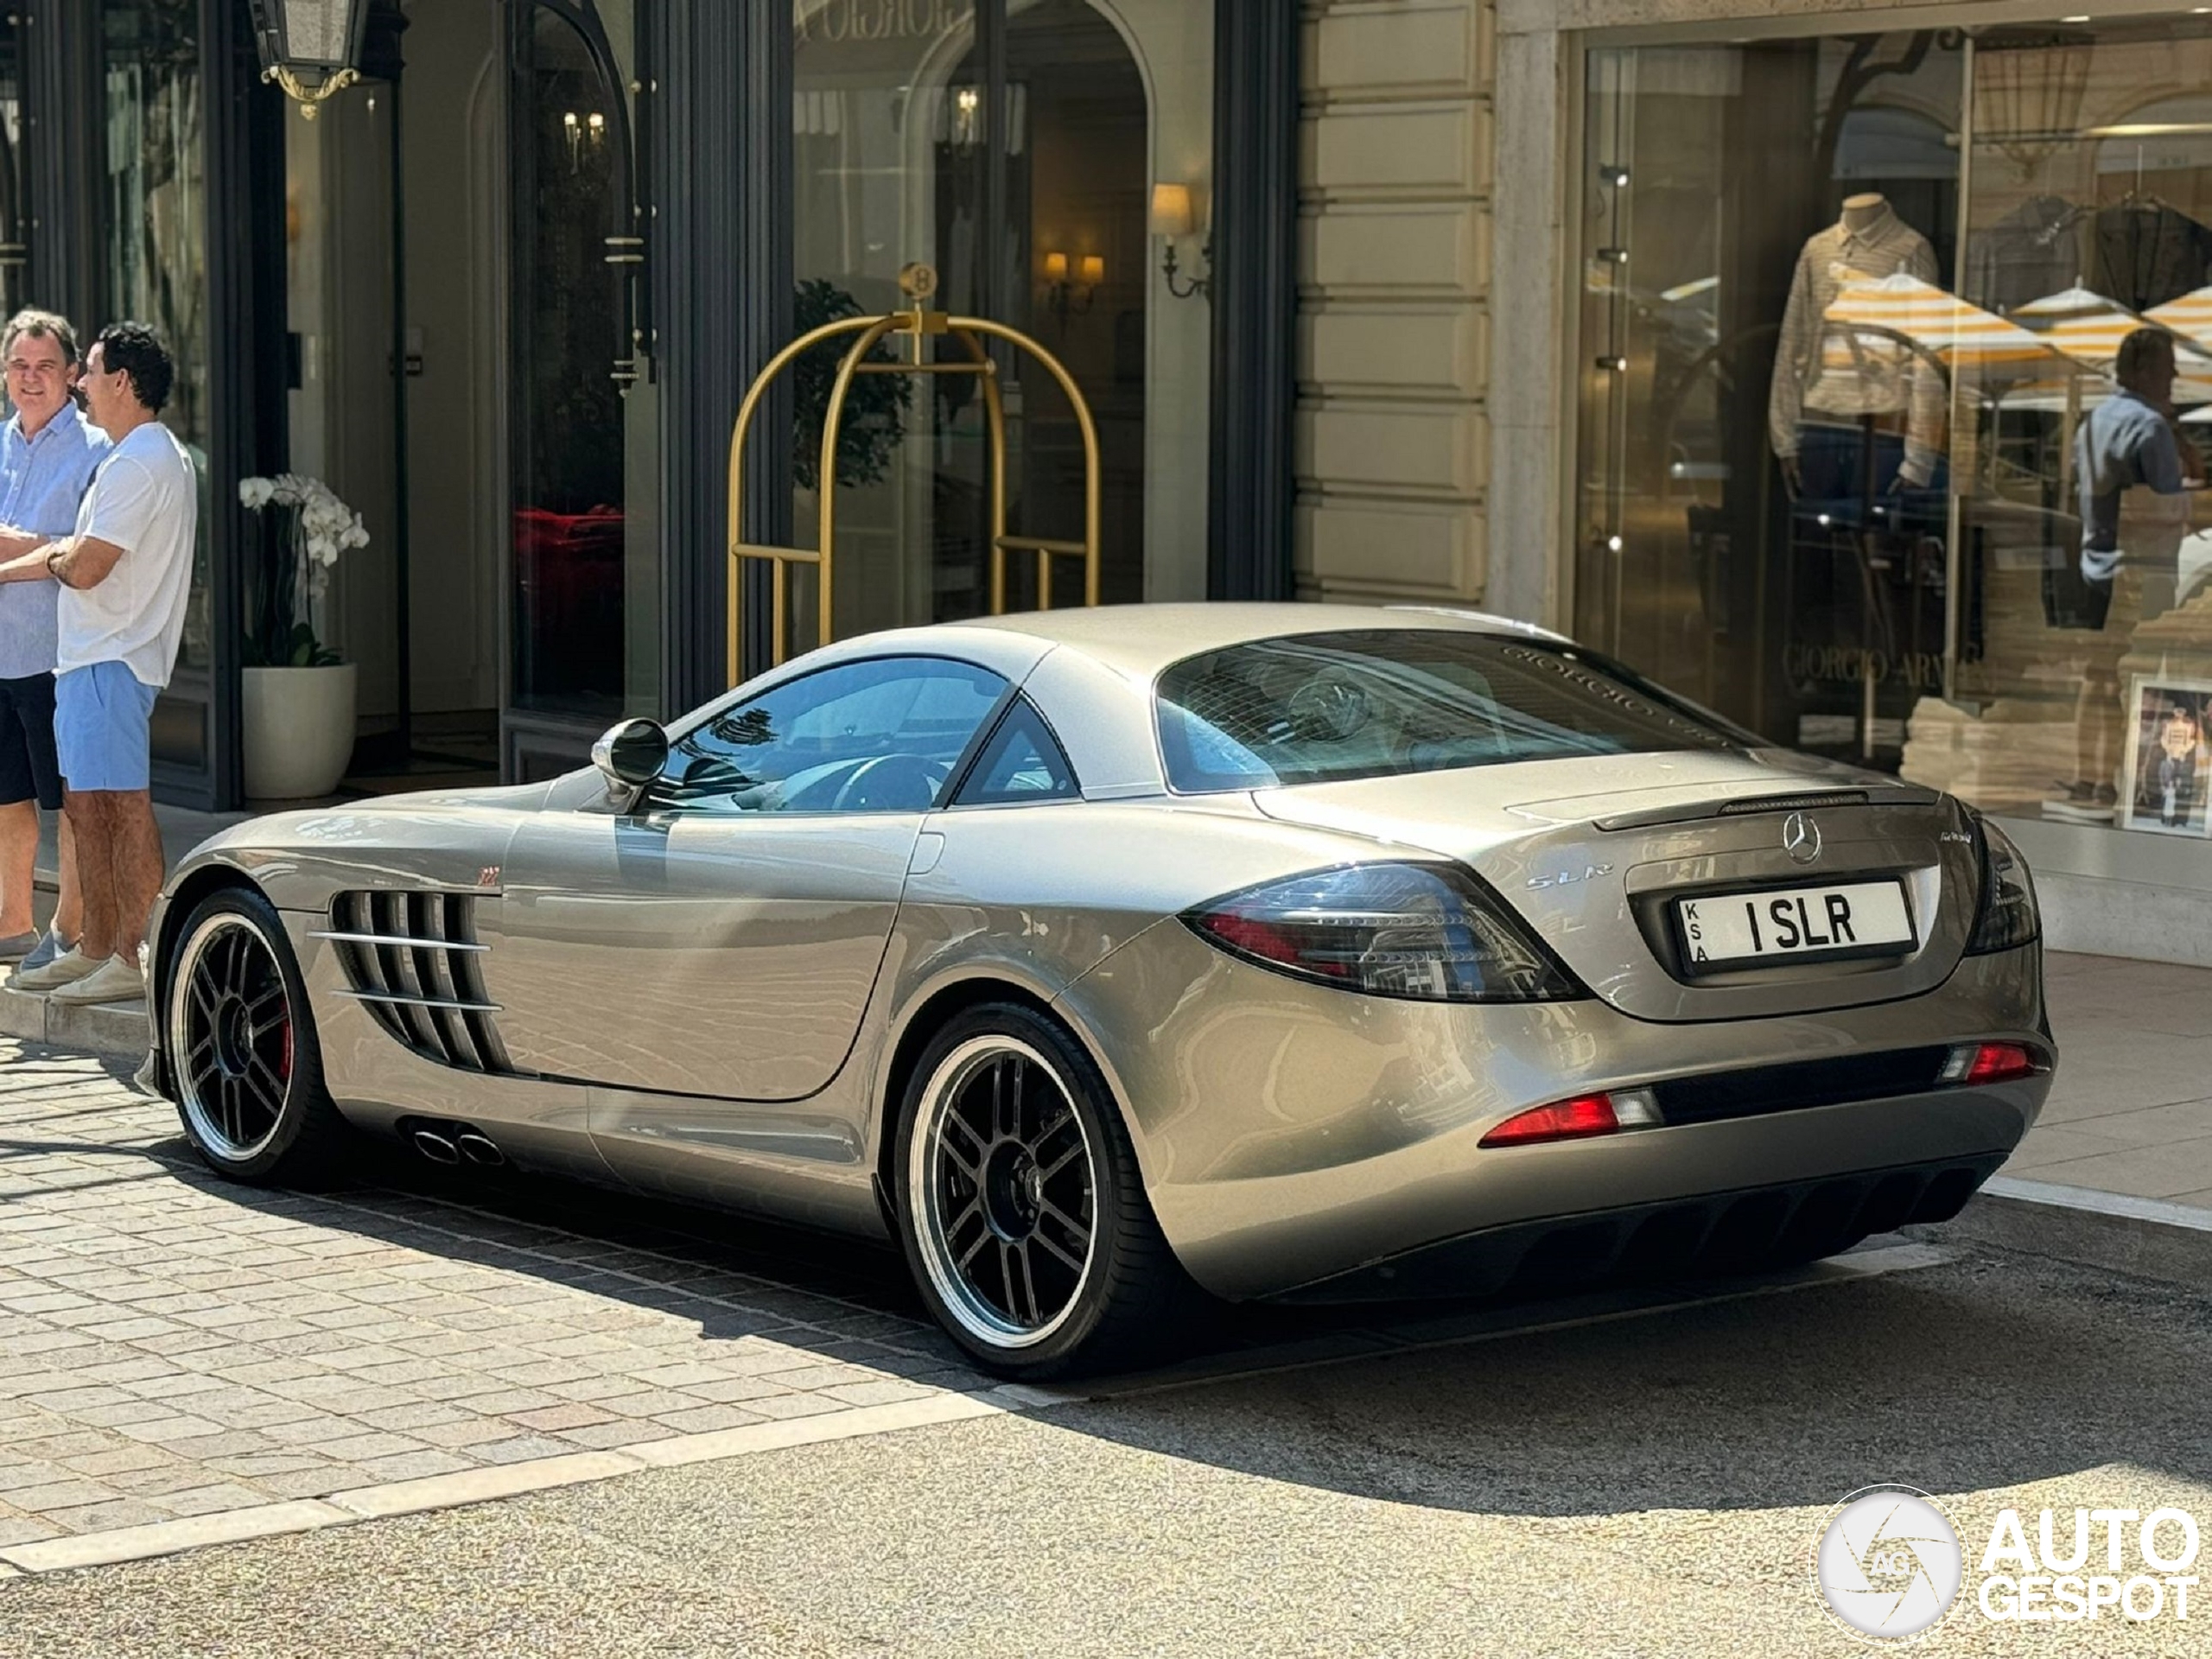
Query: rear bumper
1270 1151 2005 1303
1058 922 2048 1300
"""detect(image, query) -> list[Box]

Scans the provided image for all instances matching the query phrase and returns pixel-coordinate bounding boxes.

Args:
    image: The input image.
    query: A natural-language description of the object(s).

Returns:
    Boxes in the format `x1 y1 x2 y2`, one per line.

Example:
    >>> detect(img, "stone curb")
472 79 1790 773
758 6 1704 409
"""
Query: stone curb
1913 1176 2212 1285
0 982 149 1063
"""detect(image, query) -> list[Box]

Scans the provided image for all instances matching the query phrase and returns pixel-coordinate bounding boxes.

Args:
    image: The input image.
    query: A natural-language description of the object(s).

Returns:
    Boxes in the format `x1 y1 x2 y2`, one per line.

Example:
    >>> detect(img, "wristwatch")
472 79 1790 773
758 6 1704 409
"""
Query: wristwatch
42 546 63 581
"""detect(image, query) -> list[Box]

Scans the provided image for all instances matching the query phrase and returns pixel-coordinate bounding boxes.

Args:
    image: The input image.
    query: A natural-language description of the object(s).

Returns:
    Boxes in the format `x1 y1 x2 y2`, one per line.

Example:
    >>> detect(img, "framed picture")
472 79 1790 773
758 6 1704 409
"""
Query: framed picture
2120 675 2212 836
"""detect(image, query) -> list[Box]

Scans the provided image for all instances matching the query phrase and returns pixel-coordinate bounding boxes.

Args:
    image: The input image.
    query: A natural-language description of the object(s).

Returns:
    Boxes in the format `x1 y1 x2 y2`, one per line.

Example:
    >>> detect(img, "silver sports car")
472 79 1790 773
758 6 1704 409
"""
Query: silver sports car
143 604 2052 1376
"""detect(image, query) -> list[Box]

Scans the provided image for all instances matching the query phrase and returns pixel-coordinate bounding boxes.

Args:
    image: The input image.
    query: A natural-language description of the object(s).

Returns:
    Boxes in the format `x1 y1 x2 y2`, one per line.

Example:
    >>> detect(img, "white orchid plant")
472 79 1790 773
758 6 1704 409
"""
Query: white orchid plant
238 473 369 667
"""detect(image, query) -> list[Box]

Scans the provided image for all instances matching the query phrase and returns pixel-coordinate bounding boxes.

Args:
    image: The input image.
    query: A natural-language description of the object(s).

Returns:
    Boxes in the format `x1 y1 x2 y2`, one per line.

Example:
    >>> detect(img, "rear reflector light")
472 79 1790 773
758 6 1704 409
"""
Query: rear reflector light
1479 1088 1662 1149
1940 1041 2044 1085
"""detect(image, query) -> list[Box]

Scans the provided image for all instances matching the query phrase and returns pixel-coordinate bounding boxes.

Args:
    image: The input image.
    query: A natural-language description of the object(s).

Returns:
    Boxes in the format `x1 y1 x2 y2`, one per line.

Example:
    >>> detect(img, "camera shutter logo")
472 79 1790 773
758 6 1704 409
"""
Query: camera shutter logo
1814 1486 1964 1640
1783 810 1822 865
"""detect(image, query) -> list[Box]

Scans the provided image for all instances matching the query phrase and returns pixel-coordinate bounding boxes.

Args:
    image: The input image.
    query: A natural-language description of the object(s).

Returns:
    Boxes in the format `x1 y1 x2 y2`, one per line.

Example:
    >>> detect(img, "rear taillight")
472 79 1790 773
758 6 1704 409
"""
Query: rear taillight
1940 1041 2045 1085
1183 861 1583 1003
1966 814 2040 955
1479 1087 1662 1149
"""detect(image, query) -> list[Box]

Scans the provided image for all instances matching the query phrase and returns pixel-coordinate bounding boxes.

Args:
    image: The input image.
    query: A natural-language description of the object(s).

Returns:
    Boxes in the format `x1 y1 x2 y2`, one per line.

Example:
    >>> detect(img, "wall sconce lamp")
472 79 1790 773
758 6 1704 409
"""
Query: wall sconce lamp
246 0 372 120
564 109 607 173
1043 251 1102 316
1151 182 1211 301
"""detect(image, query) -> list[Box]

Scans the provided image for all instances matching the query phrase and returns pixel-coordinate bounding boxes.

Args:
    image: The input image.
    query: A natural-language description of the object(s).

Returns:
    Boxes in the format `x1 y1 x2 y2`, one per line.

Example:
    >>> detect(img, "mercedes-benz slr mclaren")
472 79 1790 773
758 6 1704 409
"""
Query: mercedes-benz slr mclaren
142 605 2051 1376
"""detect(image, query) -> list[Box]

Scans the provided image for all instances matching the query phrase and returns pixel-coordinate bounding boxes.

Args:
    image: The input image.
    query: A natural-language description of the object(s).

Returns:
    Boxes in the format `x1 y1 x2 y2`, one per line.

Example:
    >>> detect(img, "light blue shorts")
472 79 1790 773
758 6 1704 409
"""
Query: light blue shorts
55 661 159 792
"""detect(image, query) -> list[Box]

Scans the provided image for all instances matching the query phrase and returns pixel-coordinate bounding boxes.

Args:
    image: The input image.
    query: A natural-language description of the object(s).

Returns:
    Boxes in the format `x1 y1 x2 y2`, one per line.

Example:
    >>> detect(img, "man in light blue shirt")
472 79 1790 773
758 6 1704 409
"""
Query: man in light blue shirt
2077 327 2188 591
0 310 106 966
2050 326 2200 823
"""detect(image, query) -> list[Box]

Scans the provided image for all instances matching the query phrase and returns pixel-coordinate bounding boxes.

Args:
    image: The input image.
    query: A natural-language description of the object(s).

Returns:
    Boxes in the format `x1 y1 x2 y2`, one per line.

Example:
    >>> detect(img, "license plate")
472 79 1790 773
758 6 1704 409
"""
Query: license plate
1675 880 1914 971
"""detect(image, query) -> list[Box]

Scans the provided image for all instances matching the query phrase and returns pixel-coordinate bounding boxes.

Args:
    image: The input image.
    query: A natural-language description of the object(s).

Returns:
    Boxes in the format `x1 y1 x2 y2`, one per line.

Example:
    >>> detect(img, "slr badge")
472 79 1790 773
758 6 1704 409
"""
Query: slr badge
1782 812 1821 865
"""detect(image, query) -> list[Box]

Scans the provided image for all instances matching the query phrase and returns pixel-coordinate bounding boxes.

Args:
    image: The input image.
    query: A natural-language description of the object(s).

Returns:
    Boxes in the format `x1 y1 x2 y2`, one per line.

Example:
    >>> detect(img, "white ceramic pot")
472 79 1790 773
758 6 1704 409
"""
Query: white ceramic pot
241 663 358 801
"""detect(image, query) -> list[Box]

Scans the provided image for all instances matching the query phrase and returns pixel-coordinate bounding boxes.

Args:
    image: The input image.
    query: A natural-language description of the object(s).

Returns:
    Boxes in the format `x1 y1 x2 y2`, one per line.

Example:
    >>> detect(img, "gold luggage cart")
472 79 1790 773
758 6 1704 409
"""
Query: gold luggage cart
726 263 1102 683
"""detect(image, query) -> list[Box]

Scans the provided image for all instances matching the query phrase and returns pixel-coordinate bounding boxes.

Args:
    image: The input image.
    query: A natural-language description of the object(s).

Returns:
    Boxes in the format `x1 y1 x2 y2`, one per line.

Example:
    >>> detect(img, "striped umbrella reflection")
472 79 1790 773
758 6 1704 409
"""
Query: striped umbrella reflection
2013 285 2212 402
1821 272 2056 372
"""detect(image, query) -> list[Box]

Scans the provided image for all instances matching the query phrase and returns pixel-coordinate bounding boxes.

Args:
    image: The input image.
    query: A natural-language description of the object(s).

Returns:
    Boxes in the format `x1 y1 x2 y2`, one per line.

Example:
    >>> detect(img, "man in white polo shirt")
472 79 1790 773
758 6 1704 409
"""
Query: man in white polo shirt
0 322 197 1004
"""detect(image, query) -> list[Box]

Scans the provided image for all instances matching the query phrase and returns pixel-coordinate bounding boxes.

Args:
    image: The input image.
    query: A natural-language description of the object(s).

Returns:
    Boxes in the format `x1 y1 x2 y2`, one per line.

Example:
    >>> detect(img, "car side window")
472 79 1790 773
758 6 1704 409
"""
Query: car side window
953 697 1080 806
657 657 1007 815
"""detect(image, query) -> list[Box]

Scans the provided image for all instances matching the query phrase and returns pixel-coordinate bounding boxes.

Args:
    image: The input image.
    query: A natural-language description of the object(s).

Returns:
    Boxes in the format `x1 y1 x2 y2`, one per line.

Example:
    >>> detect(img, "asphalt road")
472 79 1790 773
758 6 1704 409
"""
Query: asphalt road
3 1238 2209 1658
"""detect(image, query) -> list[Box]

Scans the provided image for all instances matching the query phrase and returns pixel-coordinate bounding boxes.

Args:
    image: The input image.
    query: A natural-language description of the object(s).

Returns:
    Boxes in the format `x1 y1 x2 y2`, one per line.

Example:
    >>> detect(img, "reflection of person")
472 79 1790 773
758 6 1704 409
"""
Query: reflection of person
2048 328 2196 823
0 310 104 976
1769 193 1946 497
0 323 198 1004
2144 704 2202 829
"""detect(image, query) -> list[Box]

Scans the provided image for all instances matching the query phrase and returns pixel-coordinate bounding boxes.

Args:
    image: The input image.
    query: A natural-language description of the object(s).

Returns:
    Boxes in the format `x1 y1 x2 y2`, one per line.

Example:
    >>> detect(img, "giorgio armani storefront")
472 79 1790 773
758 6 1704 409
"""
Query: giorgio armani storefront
1491 0 2212 964
0 0 1298 810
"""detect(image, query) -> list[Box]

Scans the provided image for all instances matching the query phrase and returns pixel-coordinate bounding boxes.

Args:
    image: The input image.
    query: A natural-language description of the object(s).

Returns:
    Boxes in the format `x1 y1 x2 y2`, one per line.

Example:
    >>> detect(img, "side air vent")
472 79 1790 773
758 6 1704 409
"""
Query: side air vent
316 891 512 1075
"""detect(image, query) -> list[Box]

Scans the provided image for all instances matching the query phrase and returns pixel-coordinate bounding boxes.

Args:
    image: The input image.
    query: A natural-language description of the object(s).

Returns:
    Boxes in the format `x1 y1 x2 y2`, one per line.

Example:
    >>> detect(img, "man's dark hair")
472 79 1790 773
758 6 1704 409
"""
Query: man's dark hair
2 309 79 365
96 321 174 413
2116 325 2177 391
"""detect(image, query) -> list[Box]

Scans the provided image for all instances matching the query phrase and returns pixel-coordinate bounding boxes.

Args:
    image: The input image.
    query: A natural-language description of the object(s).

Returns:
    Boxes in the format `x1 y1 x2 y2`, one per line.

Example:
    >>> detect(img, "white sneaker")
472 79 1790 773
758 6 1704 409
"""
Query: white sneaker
47 955 145 1006
12 944 102 991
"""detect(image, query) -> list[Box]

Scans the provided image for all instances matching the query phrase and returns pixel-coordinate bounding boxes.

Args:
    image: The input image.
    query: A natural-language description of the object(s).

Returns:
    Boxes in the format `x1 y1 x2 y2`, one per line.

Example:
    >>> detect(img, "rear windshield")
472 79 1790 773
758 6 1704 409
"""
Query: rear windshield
1154 629 1744 792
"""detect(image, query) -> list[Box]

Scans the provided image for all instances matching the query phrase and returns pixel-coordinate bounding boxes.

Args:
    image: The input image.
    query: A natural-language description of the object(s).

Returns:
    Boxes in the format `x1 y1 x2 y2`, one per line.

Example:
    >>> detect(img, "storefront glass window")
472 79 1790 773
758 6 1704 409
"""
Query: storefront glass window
1577 16 2212 849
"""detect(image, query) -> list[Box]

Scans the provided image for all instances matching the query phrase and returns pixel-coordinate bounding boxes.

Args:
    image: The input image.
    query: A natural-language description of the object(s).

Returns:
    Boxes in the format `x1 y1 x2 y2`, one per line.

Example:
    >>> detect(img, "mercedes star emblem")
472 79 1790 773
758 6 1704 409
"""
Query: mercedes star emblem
1782 811 1821 864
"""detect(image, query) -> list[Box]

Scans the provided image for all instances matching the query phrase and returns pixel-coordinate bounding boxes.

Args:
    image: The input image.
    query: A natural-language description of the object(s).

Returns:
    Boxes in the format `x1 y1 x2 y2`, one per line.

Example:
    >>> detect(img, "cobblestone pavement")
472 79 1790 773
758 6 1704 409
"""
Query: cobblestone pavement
0 1039 998 1551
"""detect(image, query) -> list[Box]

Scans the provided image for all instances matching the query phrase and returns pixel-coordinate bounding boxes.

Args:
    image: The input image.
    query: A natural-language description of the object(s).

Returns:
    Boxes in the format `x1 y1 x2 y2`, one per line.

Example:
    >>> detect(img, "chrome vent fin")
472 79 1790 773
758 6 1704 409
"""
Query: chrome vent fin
318 892 512 1075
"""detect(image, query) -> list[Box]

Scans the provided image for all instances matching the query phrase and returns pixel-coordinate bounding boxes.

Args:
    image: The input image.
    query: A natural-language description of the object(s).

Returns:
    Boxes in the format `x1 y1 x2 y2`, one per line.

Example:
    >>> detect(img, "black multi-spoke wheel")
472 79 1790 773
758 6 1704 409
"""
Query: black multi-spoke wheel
166 888 346 1185
914 1036 1097 1344
895 1002 1197 1377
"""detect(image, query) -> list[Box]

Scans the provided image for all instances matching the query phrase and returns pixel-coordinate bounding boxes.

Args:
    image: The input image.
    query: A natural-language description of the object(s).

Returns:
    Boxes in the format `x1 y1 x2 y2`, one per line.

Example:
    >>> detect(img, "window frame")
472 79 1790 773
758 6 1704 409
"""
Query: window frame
947 693 1084 810
645 652 1015 818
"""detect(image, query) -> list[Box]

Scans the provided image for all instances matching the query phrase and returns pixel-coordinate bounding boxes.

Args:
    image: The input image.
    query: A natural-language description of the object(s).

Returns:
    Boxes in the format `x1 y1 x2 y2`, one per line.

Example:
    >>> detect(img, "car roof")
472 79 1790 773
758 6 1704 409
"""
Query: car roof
957 601 1566 680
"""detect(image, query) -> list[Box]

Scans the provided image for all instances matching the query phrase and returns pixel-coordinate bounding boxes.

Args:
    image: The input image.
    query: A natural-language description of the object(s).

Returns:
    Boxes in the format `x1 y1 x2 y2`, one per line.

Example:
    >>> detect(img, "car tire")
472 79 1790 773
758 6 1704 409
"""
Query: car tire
893 1001 1196 1379
165 887 349 1187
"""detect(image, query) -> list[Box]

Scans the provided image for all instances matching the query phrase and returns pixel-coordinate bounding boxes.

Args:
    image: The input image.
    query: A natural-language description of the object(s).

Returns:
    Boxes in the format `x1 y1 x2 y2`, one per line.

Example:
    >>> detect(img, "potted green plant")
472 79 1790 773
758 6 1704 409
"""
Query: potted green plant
238 472 368 799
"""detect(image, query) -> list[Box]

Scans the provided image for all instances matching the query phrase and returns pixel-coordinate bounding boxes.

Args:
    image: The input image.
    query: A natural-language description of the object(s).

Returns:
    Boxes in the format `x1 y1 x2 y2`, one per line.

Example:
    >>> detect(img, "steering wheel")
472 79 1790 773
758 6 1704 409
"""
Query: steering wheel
831 752 944 811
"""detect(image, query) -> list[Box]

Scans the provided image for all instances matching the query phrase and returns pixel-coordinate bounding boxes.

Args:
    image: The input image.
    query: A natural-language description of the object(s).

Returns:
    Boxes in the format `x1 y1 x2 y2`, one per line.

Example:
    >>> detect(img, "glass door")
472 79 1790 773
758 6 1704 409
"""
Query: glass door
785 0 1196 646
791 3 988 643
510 1 640 727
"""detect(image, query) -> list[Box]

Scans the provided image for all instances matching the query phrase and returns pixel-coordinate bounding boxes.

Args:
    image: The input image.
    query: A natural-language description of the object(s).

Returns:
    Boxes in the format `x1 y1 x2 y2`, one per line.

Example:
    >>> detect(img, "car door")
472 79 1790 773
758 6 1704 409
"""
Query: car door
485 655 1011 1102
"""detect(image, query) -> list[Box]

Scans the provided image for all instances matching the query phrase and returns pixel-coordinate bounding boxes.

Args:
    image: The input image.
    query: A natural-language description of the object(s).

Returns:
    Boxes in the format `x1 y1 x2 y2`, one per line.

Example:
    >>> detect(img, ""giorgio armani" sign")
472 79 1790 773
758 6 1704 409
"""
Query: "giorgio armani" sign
795 0 976 47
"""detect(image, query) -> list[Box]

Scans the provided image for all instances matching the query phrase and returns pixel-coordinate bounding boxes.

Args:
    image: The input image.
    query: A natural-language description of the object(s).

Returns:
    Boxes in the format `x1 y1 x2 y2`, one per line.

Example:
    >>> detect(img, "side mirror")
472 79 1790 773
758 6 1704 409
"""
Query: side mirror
591 717 669 793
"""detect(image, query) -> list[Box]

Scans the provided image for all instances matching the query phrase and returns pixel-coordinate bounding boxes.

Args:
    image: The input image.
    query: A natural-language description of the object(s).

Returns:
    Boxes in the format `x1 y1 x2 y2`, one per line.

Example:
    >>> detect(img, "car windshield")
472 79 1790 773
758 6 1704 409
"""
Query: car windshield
1154 629 1744 792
